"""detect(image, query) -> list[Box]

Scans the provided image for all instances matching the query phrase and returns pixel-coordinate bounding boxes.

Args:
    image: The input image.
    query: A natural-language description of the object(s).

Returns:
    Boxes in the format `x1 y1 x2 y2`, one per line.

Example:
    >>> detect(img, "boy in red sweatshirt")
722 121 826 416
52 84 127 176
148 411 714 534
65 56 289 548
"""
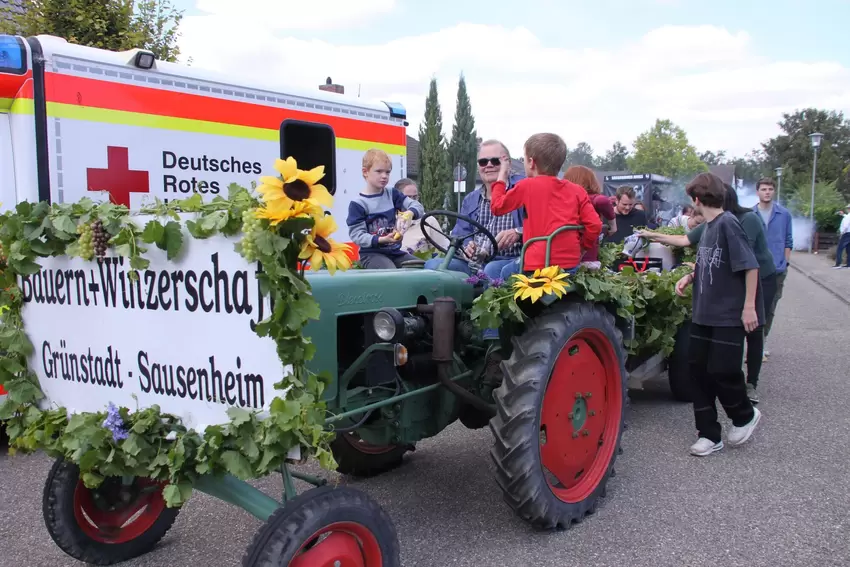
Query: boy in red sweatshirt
491 133 602 278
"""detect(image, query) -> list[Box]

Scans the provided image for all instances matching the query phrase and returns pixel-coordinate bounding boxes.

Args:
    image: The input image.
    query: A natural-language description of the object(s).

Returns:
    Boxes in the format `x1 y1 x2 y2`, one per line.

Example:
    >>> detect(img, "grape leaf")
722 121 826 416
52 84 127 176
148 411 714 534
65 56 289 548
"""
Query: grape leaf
141 220 165 244
163 222 183 260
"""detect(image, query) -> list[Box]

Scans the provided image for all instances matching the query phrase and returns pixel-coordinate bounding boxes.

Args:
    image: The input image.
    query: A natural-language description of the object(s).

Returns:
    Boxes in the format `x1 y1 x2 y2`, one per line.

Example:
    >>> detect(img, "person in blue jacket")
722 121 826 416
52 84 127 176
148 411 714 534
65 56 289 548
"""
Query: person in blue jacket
423 139 525 280
752 176 793 358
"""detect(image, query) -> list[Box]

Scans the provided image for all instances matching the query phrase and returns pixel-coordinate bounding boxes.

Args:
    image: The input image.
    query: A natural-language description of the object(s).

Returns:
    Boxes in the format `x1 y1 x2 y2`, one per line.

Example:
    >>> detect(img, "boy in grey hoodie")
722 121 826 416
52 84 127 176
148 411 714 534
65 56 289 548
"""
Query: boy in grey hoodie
347 149 424 269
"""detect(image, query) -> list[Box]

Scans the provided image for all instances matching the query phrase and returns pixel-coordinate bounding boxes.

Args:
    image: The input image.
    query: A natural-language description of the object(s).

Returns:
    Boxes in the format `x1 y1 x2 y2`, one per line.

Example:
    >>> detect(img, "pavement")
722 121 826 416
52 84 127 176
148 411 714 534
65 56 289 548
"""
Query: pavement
2 268 849 567
789 250 850 306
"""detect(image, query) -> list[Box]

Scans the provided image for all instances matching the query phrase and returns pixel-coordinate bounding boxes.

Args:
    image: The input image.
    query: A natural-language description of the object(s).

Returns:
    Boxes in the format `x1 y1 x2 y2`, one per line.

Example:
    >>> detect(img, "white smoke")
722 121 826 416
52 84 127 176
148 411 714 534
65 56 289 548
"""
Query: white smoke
735 181 812 251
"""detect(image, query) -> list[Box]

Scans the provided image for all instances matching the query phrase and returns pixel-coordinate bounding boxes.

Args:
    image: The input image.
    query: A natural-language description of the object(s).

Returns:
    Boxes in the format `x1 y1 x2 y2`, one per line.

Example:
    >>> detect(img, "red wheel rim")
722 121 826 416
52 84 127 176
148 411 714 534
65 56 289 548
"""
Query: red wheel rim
341 432 397 455
289 521 383 567
73 477 167 544
538 328 622 504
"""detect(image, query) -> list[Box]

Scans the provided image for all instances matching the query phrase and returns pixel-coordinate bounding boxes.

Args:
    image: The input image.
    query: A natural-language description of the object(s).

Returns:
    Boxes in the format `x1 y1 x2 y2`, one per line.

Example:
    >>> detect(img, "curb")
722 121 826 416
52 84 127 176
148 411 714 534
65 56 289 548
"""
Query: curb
788 263 850 308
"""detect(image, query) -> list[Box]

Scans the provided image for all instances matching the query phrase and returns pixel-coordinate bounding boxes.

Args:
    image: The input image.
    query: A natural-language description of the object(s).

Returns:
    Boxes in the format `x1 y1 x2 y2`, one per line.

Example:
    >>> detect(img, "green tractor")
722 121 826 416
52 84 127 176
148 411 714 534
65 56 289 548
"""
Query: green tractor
306 211 631 530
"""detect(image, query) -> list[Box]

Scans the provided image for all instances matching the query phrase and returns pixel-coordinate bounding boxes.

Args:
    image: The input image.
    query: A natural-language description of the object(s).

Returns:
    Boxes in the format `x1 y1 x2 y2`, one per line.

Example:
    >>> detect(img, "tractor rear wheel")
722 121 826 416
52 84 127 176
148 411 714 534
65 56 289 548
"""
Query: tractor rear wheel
330 431 413 478
667 320 696 402
489 300 627 530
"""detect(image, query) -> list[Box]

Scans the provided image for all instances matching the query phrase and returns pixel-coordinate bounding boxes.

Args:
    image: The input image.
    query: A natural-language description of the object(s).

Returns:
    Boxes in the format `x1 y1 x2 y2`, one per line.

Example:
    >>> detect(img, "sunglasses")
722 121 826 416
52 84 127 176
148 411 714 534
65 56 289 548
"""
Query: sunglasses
478 157 502 167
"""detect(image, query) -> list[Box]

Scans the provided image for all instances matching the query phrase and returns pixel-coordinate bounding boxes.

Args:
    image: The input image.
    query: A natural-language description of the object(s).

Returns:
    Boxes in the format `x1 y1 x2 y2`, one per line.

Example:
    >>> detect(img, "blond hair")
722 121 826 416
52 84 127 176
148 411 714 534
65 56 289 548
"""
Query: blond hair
362 148 392 174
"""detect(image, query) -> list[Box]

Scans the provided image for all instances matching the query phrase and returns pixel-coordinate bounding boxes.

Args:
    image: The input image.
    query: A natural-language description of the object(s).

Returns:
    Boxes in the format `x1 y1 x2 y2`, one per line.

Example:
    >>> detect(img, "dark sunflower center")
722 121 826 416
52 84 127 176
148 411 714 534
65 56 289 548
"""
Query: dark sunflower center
315 235 332 253
283 179 311 201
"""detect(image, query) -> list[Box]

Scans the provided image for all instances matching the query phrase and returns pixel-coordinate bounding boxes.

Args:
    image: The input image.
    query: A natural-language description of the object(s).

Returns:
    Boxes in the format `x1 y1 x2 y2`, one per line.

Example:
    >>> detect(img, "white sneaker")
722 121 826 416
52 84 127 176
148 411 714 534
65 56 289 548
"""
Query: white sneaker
727 407 762 447
690 437 723 456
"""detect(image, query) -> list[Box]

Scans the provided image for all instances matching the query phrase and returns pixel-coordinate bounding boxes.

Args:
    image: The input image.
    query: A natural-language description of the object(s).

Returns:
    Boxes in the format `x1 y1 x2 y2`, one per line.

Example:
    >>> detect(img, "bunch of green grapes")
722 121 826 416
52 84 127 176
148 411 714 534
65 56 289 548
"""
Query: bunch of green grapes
240 209 262 262
76 222 95 261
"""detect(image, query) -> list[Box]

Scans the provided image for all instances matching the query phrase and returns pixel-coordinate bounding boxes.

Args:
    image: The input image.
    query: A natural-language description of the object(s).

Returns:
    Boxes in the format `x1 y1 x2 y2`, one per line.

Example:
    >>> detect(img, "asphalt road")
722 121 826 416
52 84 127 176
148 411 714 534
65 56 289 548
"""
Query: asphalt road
2 268 849 567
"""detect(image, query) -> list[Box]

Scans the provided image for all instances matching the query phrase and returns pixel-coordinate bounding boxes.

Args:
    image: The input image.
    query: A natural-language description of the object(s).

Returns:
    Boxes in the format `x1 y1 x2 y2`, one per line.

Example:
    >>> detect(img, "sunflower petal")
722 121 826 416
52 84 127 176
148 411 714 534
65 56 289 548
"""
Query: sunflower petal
299 165 326 186
309 248 324 271
274 157 299 182
308 185 334 208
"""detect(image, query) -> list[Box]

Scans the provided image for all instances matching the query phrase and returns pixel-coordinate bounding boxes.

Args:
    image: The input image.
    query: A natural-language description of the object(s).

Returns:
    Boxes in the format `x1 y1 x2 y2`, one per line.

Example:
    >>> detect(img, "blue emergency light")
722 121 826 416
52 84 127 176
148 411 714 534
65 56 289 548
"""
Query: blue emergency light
382 101 407 120
0 35 26 74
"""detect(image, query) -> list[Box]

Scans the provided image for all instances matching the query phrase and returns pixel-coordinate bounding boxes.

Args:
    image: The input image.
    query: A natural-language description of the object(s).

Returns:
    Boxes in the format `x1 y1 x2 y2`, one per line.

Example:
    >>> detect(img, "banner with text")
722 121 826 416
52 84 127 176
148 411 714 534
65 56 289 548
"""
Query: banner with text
20 219 288 431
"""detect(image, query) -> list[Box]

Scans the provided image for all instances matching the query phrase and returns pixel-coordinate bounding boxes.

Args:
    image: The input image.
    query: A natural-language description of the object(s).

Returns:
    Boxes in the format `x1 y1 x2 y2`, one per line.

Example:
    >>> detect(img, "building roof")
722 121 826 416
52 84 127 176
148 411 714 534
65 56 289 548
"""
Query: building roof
406 135 419 178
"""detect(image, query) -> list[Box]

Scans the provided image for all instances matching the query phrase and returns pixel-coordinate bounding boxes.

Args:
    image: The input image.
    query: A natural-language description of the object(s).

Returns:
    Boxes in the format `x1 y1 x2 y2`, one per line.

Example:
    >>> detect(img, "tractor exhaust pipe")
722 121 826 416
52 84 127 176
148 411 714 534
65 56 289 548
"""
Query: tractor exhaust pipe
430 297 496 417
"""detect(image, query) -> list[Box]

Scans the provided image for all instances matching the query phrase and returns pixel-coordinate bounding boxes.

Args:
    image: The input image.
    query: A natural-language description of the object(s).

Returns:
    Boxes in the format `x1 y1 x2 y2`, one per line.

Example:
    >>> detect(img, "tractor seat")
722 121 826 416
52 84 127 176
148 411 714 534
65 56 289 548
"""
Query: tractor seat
400 259 426 269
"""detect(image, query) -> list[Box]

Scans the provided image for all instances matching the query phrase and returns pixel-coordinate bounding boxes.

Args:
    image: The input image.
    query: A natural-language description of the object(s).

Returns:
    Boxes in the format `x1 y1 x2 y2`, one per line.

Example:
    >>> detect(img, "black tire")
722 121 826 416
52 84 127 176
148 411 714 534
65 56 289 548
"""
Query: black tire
667 320 696 402
242 485 400 567
42 457 180 565
489 300 628 531
330 431 413 478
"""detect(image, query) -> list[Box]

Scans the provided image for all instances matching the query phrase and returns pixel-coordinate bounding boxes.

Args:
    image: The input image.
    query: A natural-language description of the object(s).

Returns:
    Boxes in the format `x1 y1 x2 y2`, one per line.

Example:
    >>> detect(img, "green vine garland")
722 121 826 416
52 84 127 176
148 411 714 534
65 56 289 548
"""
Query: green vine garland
0 184 339 507
470 242 694 358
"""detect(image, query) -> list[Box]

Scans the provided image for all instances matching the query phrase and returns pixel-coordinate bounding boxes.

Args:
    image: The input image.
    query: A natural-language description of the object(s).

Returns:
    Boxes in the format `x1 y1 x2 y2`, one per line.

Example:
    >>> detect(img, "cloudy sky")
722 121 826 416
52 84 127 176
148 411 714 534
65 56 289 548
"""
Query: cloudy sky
171 0 850 160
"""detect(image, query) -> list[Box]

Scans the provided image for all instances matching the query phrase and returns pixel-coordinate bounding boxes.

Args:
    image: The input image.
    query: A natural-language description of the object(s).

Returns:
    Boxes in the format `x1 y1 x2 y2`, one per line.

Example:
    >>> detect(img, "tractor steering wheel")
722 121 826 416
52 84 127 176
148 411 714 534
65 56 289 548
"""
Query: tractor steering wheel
420 210 500 264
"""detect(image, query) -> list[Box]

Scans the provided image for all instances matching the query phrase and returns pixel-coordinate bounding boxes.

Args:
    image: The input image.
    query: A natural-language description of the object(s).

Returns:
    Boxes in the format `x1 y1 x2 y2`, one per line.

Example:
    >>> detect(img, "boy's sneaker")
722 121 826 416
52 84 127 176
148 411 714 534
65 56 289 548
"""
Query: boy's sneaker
746 383 759 404
690 437 723 456
727 407 762 447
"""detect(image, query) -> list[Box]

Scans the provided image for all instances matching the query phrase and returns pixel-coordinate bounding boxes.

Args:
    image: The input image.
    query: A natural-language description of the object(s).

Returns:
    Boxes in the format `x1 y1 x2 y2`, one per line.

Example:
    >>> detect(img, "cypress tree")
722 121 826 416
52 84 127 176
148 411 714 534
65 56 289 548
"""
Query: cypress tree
417 78 451 212
449 73 478 195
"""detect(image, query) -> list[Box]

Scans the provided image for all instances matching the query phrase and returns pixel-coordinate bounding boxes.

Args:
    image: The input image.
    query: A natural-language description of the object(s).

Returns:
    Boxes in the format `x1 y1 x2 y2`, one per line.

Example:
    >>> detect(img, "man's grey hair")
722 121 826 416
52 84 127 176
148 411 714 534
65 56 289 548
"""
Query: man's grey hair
479 139 510 159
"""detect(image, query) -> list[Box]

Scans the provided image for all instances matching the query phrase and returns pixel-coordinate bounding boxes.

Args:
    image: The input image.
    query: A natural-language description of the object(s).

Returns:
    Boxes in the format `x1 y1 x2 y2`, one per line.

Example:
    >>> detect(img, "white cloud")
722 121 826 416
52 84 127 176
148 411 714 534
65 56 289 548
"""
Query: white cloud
191 0 396 30
177 14 850 160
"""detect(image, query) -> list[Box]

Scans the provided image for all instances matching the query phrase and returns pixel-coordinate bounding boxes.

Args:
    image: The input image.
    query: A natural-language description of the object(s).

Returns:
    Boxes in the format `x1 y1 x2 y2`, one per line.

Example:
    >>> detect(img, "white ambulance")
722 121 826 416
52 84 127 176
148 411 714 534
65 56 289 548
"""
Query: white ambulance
0 33 409 245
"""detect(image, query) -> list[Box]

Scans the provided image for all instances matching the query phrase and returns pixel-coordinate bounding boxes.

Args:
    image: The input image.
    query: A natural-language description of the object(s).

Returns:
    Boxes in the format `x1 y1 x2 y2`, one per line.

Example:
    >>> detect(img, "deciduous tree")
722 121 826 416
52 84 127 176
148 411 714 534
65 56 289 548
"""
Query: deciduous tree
0 0 184 62
628 119 707 180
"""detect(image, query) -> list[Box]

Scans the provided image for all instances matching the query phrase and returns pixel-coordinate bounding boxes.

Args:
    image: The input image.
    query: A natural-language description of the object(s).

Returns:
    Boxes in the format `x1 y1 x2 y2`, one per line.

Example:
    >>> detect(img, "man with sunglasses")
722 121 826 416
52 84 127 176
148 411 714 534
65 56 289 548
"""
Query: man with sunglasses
424 139 525 279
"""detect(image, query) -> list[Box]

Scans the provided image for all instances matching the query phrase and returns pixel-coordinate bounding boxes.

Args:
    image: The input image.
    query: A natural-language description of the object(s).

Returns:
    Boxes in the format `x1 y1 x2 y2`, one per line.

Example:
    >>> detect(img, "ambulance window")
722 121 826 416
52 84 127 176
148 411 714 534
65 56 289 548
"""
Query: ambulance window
280 120 336 195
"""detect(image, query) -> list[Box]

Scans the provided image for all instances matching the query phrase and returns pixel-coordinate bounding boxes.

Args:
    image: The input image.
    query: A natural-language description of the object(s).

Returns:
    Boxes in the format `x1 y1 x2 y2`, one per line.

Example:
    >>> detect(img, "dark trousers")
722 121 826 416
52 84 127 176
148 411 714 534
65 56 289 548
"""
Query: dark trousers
764 270 786 339
835 233 850 267
745 272 777 387
689 323 756 443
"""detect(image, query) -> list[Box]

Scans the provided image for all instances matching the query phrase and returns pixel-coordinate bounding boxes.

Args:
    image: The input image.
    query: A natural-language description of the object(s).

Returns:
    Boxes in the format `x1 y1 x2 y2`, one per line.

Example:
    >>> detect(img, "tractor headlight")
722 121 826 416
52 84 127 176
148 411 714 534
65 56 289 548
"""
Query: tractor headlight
373 308 404 342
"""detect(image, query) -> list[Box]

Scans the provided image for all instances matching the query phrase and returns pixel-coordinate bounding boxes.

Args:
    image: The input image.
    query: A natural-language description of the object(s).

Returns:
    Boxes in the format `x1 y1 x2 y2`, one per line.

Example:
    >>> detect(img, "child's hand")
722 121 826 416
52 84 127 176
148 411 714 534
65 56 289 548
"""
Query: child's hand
498 155 511 183
378 234 397 244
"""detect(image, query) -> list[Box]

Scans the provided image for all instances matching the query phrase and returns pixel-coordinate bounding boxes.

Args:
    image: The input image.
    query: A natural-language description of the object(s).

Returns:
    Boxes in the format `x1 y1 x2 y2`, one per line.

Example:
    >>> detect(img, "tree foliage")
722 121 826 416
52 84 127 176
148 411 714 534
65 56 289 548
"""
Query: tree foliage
628 119 708 180
597 141 631 171
0 0 184 62
564 142 596 169
448 74 478 195
418 78 452 211
760 108 850 200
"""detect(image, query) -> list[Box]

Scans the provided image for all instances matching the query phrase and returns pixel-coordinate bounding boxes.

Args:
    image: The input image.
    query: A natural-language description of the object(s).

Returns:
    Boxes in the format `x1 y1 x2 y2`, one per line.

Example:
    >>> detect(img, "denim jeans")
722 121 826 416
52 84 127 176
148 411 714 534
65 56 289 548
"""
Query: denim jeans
423 256 517 280
835 233 850 267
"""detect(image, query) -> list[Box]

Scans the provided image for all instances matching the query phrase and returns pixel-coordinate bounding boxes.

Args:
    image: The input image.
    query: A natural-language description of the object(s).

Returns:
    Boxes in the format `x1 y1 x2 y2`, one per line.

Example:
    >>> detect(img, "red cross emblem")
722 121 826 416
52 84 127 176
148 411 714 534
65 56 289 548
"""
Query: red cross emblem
86 146 150 208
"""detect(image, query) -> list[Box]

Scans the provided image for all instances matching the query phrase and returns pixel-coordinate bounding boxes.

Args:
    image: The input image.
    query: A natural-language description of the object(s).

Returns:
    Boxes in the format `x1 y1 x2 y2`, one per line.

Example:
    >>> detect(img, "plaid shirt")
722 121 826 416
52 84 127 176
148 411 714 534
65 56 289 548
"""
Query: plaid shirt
470 194 521 272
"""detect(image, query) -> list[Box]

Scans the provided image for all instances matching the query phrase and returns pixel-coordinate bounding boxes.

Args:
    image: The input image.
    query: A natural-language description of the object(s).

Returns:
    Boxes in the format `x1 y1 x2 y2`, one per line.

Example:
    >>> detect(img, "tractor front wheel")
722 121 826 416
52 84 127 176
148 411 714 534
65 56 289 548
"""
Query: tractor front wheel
489 300 627 530
330 431 413 478
42 458 180 565
242 485 400 567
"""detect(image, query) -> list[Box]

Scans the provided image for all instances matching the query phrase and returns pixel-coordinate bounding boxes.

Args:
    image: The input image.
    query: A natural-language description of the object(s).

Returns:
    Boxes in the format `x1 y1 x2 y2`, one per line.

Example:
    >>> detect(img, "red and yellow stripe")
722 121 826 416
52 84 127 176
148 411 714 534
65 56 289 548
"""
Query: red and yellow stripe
7 72 406 155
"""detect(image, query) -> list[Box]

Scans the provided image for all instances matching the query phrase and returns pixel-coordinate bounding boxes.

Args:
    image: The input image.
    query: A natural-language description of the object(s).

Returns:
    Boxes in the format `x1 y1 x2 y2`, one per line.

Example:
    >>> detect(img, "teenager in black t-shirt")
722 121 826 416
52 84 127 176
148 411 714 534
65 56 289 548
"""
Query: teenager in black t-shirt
674 173 762 457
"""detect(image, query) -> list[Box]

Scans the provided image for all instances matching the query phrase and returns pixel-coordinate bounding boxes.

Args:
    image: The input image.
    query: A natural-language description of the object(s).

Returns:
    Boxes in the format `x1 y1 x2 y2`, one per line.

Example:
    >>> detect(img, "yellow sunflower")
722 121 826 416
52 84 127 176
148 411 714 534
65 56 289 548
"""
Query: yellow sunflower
255 199 322 227
512 266 570 303
257 157 334 209
299 214 353 274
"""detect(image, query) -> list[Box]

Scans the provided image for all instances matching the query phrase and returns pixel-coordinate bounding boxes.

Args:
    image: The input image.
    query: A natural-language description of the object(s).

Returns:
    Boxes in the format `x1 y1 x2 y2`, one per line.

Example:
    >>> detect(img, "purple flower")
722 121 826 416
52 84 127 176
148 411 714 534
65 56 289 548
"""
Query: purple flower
476 270 488 280
465 275 481 284
102 402 129 442
490 277 505 288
